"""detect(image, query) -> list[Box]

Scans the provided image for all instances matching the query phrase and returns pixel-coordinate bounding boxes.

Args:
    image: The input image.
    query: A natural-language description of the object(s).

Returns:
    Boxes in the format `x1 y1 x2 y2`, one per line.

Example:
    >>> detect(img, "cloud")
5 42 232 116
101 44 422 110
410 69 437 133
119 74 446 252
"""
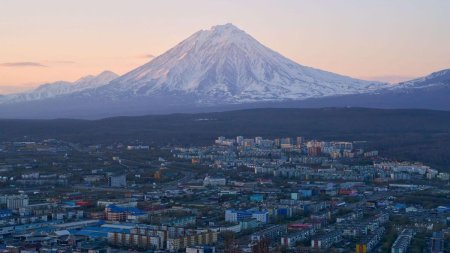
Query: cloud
0 62 47 67
50 60 76 64
138 54 156 59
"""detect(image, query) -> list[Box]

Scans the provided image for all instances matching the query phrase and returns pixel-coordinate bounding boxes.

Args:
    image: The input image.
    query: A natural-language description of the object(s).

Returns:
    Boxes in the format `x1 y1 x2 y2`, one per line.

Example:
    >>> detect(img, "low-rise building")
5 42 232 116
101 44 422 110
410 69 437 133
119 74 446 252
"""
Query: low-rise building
311 230 342 249
225 209 269 223
391 229 414 253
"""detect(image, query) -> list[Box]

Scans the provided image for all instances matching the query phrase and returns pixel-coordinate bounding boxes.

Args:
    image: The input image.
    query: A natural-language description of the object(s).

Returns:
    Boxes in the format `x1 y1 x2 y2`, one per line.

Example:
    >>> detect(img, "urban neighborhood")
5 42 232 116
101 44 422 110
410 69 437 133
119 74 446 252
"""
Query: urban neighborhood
0 135 448 252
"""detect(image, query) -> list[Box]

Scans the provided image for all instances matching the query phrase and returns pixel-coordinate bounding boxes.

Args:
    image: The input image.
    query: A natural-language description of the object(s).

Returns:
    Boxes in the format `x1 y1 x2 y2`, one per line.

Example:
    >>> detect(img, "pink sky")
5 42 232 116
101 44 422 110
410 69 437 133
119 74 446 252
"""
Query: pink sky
1 0 449 94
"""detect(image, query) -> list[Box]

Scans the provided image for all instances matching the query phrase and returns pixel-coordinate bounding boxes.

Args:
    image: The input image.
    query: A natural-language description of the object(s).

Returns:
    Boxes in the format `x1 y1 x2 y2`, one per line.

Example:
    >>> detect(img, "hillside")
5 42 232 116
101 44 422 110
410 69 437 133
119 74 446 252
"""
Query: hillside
1 108 449 170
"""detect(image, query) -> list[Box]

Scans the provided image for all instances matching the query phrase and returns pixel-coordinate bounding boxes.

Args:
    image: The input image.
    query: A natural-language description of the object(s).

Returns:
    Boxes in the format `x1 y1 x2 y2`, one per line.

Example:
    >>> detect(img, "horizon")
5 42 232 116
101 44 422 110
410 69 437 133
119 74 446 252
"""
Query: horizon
1 2 450 250
1 0 449 94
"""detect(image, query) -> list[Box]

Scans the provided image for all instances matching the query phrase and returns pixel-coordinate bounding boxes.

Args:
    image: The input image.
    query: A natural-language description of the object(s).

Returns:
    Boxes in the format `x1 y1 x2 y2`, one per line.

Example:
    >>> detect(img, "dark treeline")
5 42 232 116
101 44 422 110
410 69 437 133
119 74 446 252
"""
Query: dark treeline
1 108 449 170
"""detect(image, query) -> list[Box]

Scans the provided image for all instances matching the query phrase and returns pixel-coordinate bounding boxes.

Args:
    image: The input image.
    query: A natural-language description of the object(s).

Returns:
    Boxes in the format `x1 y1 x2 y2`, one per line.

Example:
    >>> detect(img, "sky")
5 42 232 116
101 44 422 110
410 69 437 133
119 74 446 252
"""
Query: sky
1 0 449 94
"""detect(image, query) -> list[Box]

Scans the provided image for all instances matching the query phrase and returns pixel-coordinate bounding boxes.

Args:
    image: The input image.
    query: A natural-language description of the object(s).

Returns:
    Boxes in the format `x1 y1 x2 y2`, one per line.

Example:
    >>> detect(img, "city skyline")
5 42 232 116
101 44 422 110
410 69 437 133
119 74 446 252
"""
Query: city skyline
1 0 450 94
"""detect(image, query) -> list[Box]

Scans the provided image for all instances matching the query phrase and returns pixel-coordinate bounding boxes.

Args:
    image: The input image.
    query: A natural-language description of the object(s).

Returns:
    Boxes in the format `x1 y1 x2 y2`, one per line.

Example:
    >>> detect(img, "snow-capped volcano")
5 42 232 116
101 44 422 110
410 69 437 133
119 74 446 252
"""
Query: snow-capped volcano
5 23 430 119
92 23 385 103
1 71 118 104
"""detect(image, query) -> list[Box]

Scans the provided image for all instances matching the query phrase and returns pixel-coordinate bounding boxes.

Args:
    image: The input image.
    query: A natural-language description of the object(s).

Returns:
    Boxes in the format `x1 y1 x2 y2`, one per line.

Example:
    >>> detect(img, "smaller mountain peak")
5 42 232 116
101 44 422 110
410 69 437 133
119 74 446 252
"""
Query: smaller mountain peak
97 70 119 78
72 71 118 87
75 71 117 82
209 23 241 32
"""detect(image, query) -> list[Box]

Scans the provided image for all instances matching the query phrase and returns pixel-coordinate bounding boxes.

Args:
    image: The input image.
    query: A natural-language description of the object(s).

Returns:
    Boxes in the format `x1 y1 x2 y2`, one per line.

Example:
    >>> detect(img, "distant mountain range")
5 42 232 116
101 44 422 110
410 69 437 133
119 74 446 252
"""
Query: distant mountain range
276 68 450 110
0 24 448 119
0 71 118 104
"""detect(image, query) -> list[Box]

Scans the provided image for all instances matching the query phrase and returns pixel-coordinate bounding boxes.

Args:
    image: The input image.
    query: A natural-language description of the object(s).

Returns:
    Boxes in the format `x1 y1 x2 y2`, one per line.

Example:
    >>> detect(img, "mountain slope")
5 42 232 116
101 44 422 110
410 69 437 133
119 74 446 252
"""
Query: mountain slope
272 68 450 110
390 68 450 90
0 71 118 104
1 24 449 118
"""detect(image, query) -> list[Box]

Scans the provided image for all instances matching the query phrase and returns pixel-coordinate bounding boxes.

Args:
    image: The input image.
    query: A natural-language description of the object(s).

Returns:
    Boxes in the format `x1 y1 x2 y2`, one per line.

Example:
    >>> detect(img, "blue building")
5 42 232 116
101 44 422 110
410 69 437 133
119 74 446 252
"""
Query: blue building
275 208 292 217
249 194 264 202
299 189 313 198
106 204 145 215
436 206 450 213
225 209 269 223
430 232 444 253
0 209 12 219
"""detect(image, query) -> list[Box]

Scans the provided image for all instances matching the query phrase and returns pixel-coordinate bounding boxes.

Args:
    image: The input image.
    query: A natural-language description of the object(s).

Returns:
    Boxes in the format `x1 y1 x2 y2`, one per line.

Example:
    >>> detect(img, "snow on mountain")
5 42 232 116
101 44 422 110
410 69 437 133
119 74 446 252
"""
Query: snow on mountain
70 70 119 90
0 71 118 104
389 68 450 90
0 24 407 119
277 68 450 111
90 23 386 104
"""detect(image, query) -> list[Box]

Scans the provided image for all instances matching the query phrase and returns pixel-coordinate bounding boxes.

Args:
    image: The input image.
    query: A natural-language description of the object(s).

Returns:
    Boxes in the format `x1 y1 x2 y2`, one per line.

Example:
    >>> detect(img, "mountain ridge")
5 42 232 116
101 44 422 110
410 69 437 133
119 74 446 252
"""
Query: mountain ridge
0 24 448 118
0 70 118 104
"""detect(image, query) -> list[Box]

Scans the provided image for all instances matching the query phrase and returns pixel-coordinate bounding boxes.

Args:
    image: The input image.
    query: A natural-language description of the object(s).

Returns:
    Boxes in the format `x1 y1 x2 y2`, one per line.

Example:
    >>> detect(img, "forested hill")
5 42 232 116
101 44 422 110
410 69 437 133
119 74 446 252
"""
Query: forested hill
1 108 449 170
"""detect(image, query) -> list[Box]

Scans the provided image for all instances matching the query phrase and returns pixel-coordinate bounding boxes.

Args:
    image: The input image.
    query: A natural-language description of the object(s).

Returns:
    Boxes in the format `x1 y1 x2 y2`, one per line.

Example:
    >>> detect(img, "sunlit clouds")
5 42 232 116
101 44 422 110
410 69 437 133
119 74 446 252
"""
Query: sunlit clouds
0 62 47 68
